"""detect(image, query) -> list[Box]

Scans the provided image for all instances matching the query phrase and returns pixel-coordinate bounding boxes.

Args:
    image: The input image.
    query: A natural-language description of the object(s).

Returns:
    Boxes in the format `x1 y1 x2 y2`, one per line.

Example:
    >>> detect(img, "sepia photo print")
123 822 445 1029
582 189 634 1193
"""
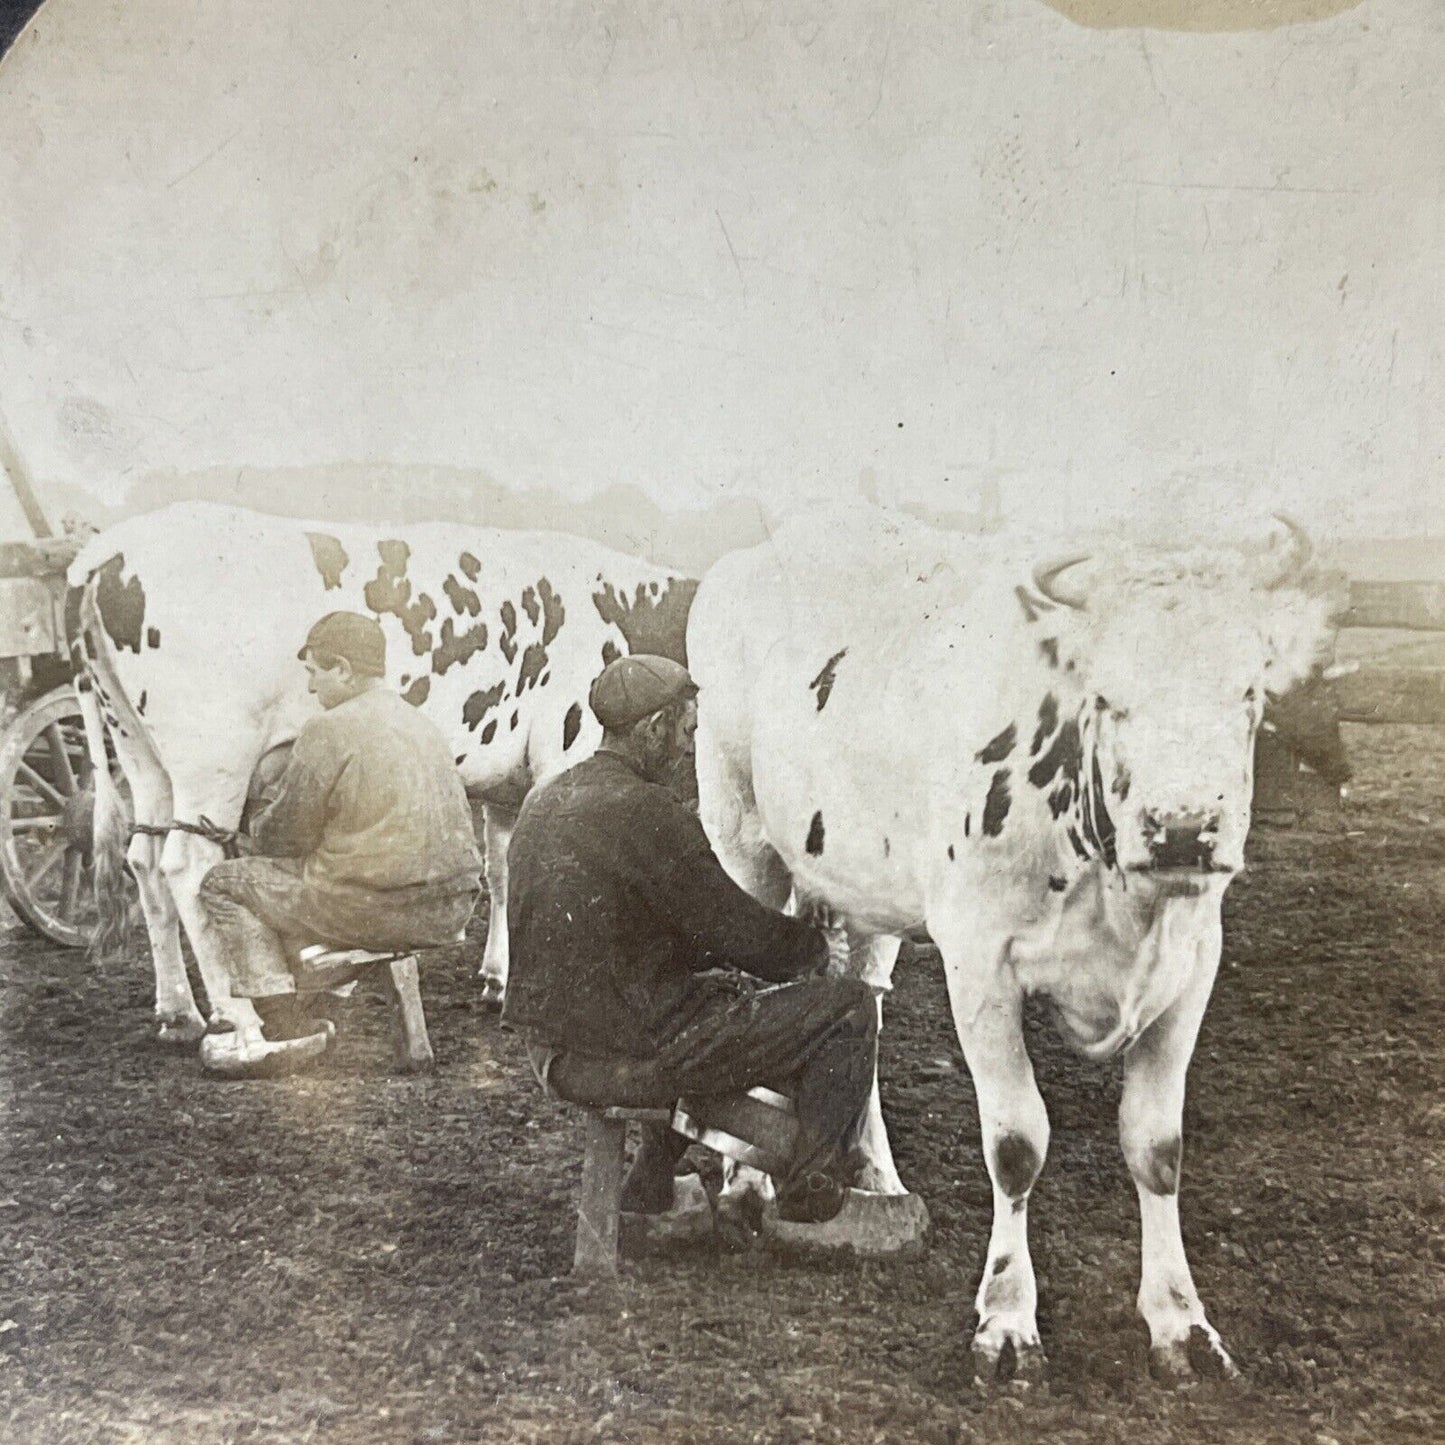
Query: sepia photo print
0 2 1440 1441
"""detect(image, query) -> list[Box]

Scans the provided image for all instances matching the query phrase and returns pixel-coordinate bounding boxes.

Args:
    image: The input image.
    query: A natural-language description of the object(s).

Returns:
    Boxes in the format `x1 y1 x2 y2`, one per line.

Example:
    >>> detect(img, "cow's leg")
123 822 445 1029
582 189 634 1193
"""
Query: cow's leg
478 804 516 1006
849 935 907 1196
696 727 795 1214
158 784 254 1028
1120 916 1236 1384
853 1070 906 1195
107 732 205 1042
119 745 206 1040
129 831 206 1043
938 929 1049 1385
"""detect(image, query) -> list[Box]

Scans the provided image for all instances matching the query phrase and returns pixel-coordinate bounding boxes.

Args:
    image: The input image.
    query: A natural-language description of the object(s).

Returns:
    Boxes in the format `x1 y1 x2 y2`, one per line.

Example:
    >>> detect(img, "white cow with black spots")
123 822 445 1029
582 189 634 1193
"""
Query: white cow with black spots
687 502 1334 1384
67 501 694 1040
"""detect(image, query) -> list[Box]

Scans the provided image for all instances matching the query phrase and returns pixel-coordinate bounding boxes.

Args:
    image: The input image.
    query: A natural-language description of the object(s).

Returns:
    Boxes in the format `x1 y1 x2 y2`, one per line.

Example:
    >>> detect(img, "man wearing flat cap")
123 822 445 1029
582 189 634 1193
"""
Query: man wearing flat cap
198 611 483 1076
503 653 878 1228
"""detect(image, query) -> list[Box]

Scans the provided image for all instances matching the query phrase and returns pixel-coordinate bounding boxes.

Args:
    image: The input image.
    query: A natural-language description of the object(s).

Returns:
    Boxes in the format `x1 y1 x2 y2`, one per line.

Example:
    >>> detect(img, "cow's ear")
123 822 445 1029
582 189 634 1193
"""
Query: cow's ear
1261 584 1337 697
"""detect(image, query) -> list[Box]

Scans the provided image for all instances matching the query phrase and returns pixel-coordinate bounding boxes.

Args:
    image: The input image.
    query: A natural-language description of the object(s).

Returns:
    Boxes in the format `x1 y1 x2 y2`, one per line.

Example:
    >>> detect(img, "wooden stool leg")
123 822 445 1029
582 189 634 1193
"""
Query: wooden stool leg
378 955 435 1074
574 1113 626 1278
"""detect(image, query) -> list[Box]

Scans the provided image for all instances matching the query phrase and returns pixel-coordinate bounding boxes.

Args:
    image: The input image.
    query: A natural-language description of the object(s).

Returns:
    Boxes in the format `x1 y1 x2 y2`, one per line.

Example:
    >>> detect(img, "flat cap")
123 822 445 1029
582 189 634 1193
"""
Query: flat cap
589 654 696 731
297 611 387 677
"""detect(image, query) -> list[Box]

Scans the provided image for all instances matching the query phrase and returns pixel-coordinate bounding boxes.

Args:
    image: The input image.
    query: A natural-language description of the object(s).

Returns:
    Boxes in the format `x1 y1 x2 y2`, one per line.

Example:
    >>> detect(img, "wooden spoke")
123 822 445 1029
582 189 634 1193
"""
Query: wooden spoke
24 844 65 894
0 686 131 947
16 760 66 811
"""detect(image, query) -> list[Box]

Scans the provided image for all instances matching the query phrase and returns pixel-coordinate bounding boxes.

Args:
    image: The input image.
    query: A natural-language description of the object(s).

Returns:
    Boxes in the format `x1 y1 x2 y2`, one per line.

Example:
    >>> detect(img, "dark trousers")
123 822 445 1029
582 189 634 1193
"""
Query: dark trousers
536 975 879 1192
199 856 478 999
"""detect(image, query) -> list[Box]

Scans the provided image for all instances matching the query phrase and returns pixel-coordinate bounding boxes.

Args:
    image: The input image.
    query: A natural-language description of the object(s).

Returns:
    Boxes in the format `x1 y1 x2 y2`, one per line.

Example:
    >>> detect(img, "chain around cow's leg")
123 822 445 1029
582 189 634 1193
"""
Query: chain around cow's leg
1120 913 1237 1385
478 804 516 1006
939 928 1049 1387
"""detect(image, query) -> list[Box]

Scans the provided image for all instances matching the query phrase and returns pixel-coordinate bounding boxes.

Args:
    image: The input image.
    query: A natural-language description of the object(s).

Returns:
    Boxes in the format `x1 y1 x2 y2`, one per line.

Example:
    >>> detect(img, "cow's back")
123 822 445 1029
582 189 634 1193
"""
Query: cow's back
689 504 1007 748
71 502 694 798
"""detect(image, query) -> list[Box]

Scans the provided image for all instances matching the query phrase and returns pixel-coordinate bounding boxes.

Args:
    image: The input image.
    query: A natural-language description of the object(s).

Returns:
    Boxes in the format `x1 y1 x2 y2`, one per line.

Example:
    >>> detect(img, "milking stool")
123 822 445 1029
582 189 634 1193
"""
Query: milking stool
571 1088 798 1278
293 941 447 1073
573 1106 677 1278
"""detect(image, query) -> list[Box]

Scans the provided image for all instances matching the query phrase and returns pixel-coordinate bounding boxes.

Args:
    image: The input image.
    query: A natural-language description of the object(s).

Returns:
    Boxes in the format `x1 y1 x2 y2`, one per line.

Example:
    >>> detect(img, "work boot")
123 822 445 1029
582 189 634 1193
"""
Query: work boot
774 1171 848 1224
765 1186 929 1256
200 997 333 1079
254 993 330 1042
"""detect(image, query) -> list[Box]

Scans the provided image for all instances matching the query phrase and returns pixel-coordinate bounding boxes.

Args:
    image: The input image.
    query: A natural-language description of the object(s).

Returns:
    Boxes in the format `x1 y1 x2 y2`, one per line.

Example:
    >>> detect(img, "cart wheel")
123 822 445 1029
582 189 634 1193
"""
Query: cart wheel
0 685 129 947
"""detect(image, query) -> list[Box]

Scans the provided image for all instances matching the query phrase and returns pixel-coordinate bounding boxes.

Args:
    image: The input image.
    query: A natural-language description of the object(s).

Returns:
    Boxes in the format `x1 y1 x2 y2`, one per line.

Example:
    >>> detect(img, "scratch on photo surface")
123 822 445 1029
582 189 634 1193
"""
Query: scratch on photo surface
715 211 745 292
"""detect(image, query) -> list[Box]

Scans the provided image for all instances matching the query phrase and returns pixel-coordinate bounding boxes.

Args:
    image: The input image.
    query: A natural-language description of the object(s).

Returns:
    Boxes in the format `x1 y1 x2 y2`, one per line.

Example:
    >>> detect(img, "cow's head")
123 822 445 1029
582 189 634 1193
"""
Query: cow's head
1033 517 1337 881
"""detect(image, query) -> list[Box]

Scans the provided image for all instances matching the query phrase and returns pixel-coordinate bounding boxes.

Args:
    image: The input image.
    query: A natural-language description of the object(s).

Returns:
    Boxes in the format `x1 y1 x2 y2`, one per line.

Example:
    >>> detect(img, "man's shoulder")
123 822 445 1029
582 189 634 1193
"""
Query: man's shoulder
293 689 411 750
589 759 708 850
382 689 456 745
293 705 342 747
321 687 426 732
523 753 617 813
523 752 693 826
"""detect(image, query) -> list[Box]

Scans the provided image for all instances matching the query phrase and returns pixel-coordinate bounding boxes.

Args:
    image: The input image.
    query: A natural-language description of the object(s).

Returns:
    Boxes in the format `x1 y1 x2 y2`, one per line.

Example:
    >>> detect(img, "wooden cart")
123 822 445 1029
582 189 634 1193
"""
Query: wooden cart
0 443 121 947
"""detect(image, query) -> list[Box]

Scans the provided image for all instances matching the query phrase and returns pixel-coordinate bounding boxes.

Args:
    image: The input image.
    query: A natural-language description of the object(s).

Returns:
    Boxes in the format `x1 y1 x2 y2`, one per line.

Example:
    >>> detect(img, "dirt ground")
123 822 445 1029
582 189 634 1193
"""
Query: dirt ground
1 723 1442 1444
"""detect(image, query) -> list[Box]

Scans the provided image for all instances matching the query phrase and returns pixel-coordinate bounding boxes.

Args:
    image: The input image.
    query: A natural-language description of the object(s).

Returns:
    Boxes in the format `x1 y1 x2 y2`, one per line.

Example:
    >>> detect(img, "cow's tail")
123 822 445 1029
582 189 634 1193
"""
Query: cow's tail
65 578 137 963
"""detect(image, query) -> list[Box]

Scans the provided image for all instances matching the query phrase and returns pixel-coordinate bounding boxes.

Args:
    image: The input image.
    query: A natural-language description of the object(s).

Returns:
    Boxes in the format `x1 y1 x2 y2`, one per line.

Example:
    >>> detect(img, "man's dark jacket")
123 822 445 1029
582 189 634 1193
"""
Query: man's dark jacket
502 750 826 1058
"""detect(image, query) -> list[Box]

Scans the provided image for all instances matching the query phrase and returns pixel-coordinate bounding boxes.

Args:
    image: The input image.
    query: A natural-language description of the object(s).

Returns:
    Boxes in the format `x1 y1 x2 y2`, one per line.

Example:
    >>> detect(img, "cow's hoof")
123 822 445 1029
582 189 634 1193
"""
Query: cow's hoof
972 1325 1046 1389
478 975 505 1010
395 1045 436 1076
764 1188 928 1256
1149 1326 1238 1386
155 1014 207 1045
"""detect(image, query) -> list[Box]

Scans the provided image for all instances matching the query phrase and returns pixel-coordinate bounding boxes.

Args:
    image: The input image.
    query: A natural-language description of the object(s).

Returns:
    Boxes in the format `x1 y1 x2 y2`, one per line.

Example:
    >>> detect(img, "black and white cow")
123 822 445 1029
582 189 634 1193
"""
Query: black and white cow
67 501 694 1039
687 502 1336 1384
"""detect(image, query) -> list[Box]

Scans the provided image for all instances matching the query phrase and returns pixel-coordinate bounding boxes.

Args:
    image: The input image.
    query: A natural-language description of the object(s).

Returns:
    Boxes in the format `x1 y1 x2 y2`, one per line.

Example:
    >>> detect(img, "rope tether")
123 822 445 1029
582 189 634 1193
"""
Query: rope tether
130 817 241 860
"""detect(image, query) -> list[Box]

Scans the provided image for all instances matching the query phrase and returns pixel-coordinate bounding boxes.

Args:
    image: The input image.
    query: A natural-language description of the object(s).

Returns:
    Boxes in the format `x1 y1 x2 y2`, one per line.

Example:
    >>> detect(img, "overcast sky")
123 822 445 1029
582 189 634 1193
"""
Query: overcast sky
0 0 1439 545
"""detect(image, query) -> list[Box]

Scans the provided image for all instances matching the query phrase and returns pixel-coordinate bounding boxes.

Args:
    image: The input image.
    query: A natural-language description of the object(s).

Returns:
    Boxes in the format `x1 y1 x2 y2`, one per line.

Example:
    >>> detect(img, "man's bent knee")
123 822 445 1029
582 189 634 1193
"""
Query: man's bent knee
546 1050 673 1110
198 859 252 909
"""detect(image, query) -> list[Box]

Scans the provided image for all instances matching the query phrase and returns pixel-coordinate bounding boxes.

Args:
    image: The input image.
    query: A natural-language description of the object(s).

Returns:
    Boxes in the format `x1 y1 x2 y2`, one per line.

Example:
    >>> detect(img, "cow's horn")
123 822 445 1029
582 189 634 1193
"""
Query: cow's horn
1264 513 1312 590
1032 554 1090 610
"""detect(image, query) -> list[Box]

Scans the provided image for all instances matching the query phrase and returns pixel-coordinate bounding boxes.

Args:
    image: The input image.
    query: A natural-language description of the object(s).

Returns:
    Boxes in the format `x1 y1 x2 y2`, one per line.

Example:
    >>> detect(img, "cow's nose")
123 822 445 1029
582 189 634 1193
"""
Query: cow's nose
1141 810 1221 870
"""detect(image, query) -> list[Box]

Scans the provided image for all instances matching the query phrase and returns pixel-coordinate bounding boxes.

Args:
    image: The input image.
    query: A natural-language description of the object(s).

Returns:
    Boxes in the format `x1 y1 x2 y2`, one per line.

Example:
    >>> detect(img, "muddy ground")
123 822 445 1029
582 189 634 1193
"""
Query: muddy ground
1 723 1442 1444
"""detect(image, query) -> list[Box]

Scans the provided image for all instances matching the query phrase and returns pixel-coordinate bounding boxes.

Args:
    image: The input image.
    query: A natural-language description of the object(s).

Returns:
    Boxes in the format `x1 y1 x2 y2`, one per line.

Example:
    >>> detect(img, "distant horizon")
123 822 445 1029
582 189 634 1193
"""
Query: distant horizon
4 459 1440 584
